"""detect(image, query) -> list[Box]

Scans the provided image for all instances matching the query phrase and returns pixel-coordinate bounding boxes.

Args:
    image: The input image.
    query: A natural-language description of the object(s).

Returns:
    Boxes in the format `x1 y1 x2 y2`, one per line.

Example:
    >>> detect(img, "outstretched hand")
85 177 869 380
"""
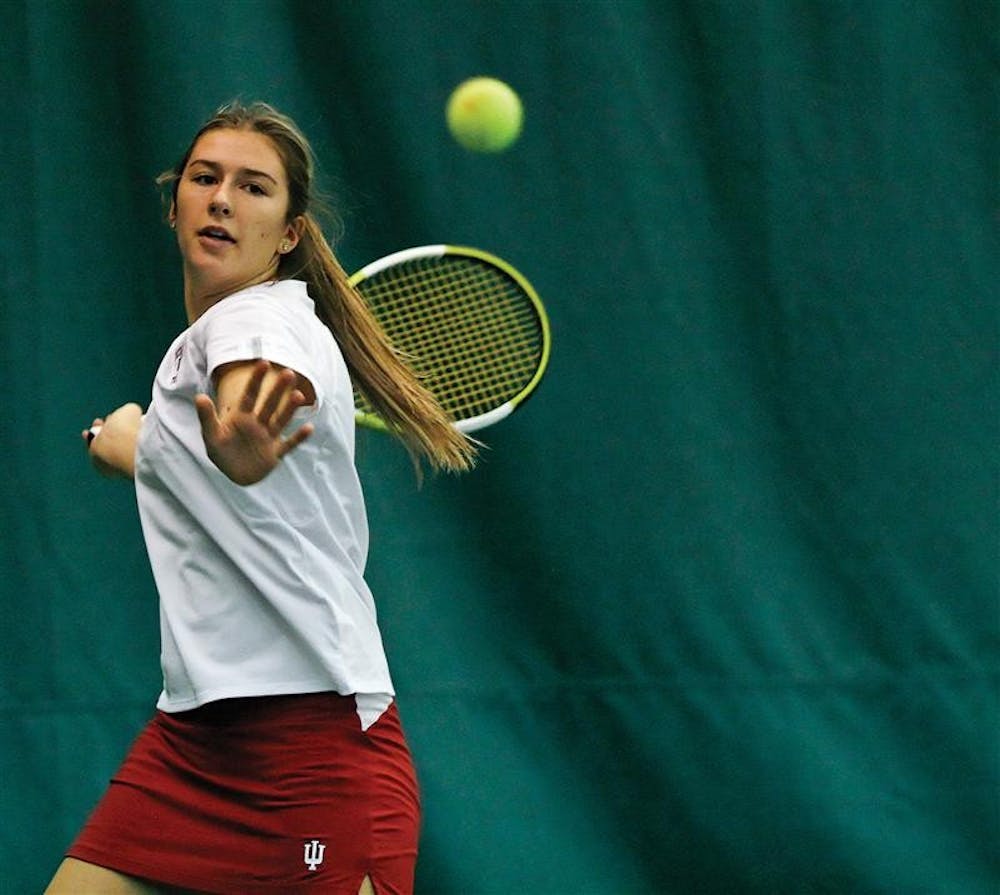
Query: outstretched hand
195 360 314 485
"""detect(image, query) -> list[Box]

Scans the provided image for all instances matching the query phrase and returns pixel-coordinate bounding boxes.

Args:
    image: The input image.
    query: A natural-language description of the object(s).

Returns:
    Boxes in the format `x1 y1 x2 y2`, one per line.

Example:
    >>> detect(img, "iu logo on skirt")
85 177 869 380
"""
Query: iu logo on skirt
303 839 327 871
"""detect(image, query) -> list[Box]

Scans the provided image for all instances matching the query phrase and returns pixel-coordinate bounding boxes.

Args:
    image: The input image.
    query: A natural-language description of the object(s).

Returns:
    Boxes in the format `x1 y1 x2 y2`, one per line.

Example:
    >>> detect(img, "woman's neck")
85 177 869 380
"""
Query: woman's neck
183 265 280 323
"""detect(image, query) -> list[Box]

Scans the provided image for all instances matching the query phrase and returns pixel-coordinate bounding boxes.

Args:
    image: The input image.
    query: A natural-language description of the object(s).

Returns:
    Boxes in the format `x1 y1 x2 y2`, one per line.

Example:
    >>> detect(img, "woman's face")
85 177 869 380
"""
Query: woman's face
172 128 300 311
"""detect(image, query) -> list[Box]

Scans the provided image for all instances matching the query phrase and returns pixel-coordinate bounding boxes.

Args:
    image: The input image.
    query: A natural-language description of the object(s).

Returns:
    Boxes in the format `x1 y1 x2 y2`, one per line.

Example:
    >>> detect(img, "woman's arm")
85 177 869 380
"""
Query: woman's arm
83 403 144 480
195 359 314 486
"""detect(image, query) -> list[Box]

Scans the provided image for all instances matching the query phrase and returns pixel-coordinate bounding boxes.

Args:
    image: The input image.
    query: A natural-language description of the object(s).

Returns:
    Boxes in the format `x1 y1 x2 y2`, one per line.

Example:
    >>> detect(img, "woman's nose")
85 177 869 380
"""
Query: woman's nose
208 196 232 217
208 182 232 216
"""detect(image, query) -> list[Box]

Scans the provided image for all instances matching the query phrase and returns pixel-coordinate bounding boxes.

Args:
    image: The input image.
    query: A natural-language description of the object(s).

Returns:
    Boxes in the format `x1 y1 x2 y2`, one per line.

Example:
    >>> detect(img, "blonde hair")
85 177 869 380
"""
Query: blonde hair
160 101 476 474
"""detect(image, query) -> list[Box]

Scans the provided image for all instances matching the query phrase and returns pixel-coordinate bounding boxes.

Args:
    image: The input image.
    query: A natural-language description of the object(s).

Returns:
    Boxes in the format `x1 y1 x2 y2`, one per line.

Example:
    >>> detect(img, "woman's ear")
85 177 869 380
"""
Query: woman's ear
168 200 177 230
283 215 305 251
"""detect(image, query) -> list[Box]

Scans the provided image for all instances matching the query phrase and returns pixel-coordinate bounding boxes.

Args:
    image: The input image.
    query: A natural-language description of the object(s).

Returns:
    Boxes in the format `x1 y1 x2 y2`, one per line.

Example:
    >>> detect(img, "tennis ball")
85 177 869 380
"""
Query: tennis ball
446 77 523 153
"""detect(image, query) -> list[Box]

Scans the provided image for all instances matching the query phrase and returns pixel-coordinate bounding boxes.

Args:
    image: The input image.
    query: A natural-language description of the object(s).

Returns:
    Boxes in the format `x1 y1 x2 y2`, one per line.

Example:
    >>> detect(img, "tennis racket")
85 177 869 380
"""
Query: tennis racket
350 244 550 433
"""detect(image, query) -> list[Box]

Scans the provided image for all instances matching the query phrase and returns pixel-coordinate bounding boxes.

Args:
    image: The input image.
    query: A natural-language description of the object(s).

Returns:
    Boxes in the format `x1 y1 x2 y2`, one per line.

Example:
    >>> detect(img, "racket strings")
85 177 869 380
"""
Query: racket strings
355 256 544 420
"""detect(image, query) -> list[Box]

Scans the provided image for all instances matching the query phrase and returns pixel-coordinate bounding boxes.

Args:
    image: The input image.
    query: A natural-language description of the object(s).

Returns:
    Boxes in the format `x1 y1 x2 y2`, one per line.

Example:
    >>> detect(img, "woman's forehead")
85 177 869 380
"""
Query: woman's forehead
188 129 287 180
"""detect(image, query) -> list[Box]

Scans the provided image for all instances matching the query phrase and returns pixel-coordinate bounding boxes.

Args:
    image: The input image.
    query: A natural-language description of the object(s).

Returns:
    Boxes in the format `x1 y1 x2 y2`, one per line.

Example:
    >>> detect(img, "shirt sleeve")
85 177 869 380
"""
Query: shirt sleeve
202 290 322 402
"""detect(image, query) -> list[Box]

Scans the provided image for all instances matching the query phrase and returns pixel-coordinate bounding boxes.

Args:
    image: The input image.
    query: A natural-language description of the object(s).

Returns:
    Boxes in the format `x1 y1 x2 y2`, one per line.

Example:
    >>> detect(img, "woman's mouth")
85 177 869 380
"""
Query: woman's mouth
197 226 236 243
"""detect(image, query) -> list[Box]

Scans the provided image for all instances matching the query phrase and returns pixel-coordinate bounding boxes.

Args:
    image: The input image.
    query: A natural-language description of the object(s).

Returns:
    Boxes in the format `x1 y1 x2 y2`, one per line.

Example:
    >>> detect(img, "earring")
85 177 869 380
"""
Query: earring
280 241 291 253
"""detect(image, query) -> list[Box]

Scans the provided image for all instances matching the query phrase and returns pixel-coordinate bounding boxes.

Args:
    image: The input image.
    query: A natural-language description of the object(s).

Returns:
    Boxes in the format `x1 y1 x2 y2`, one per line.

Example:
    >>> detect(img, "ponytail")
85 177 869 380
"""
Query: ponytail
281 217 477 474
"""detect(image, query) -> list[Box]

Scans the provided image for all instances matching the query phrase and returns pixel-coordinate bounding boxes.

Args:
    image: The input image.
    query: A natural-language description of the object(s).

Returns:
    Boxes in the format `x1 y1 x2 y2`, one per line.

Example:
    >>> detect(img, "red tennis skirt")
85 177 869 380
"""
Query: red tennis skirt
67 692 420 894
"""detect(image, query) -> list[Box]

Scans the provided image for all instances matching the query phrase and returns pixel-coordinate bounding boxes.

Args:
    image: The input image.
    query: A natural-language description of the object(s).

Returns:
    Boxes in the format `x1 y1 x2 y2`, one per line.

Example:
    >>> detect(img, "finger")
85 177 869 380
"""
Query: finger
239 360 270 414
277 422 314 459
271 387 306 433
259 368 295 426
194 393 220 442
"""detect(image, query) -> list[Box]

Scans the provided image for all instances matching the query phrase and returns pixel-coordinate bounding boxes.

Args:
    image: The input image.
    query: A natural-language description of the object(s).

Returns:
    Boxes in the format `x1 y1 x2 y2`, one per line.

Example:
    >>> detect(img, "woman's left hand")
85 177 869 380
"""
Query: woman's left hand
195 360 314 485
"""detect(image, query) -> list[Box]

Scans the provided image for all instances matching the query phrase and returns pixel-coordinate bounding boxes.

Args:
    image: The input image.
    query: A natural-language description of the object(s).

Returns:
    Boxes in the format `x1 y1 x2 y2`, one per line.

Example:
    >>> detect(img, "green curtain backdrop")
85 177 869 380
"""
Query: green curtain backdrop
1 1 996 892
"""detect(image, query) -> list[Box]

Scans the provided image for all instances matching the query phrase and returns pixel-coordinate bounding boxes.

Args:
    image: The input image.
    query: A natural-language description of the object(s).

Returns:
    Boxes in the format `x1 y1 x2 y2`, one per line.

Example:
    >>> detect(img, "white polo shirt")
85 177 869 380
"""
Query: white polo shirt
134 279 393 726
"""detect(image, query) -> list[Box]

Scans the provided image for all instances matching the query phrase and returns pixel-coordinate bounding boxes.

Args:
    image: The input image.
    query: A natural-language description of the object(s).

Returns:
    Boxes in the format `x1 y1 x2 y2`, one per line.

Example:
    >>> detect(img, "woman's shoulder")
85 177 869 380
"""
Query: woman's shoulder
222 278 311 310
196 280 316 332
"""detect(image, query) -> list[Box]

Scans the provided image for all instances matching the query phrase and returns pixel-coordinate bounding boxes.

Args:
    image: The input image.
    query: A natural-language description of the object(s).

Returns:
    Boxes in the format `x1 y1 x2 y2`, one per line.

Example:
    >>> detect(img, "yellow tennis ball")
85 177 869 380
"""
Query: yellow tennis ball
446 77 523 153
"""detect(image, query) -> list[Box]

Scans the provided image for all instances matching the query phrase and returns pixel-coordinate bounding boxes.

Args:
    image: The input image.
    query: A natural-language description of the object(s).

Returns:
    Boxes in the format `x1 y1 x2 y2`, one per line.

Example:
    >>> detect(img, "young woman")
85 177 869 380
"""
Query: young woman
46 101 474 895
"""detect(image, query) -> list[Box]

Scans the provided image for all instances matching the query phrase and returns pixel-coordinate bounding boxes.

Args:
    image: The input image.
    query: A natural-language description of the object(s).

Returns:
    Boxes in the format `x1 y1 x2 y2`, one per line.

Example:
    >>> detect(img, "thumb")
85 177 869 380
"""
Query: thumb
194 394 221 442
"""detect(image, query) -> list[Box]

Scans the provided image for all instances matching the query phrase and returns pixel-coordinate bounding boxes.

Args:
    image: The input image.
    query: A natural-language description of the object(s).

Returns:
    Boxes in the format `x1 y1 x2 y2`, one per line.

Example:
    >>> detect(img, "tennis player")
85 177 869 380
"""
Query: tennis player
46 101 475 895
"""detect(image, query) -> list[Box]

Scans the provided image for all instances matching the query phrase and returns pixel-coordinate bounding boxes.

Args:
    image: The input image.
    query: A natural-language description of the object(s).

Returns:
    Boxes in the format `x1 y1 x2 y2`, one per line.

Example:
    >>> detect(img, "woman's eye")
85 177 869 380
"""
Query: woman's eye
244 182 267 196
191 173 216 185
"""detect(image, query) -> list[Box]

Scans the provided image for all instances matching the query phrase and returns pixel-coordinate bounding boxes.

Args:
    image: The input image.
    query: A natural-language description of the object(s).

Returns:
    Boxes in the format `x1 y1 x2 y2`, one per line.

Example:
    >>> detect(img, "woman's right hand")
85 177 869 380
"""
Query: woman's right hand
84 403 144 479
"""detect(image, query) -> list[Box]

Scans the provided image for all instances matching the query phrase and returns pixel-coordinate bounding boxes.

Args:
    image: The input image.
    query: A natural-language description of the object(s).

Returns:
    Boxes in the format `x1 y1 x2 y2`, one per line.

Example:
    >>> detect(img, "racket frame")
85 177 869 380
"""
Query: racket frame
349 244 550 433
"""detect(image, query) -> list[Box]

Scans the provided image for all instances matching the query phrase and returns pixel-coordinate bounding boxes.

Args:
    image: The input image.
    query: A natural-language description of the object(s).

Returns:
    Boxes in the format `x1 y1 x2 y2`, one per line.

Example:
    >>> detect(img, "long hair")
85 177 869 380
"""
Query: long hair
160 101 476 474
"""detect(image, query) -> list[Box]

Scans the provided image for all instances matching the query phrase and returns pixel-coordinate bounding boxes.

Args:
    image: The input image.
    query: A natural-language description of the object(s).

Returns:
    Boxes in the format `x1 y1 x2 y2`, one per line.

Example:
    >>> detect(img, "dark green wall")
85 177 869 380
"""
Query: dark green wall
1 1 996 892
